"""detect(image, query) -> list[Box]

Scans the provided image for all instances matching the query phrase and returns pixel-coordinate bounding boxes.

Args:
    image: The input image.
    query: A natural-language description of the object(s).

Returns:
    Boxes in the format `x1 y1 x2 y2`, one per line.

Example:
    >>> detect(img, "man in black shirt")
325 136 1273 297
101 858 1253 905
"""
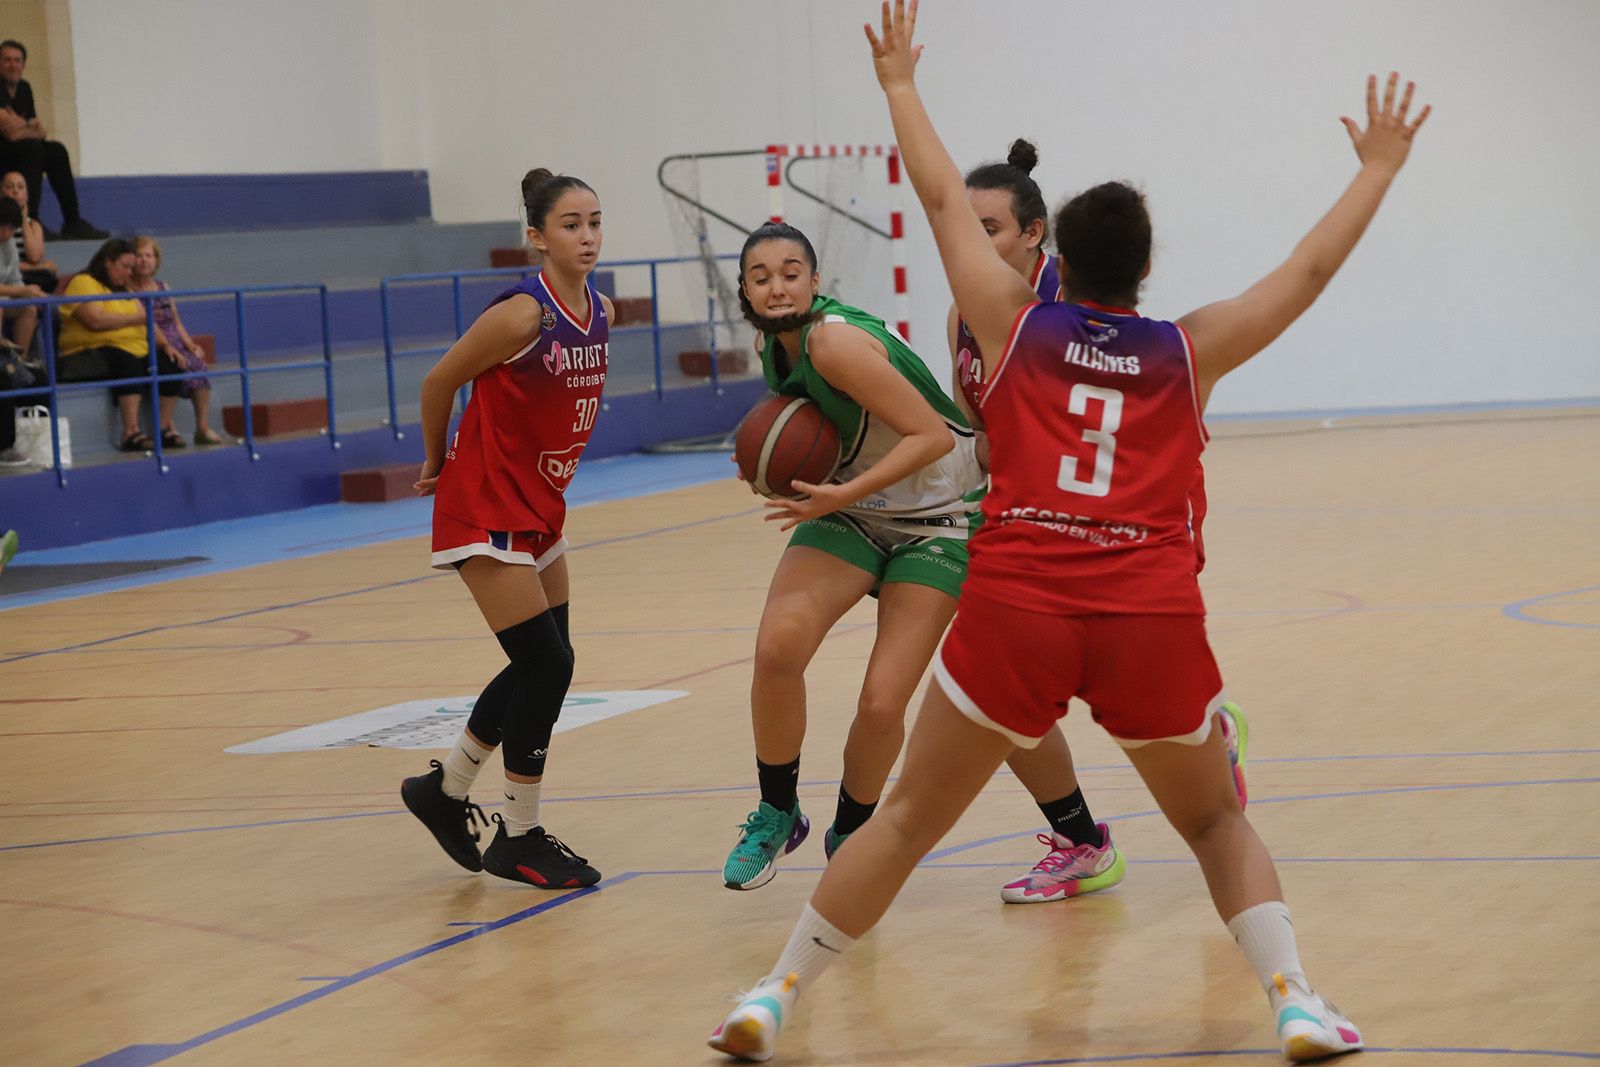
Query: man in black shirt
0 39 106 240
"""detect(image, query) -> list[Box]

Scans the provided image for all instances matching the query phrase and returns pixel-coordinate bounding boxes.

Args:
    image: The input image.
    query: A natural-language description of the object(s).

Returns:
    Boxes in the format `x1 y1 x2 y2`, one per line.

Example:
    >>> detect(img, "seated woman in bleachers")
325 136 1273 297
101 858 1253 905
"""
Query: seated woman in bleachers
0 198 44 360
130 236 222 444
58 237 187 452
3 169 57 293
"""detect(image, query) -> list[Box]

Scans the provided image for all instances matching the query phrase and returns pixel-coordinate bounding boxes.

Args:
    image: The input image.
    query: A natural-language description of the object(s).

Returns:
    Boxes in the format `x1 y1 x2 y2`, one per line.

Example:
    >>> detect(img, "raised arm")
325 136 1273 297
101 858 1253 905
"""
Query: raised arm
866 0 1035 362
1180 72 1430 406
414 295 540 495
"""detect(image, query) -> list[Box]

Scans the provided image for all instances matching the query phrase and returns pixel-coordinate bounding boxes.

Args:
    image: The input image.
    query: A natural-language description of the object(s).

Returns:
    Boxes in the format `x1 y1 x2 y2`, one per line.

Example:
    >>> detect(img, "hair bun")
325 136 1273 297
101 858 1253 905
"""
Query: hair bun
1006 139 1039 175
521 167 555 199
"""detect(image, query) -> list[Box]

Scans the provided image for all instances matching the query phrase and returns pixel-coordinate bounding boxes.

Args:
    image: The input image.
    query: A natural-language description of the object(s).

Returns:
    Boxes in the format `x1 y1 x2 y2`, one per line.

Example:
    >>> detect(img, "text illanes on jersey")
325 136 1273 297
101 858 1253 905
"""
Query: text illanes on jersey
1064 342 1140 376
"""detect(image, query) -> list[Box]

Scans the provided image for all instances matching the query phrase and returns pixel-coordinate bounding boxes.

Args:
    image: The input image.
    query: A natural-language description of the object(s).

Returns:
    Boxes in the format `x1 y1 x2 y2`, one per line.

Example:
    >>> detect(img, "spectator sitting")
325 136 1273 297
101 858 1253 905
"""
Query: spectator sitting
0 197 44 359
57 237 186 452
3 168 57 292
0 39 106 241
130 236 222 445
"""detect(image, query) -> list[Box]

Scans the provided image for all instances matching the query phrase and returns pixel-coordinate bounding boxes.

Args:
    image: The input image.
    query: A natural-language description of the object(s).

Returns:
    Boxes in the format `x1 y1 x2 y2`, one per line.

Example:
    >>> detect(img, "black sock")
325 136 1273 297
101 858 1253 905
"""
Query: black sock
1038 788 1101 847
756 757 800 814
832 786 878 836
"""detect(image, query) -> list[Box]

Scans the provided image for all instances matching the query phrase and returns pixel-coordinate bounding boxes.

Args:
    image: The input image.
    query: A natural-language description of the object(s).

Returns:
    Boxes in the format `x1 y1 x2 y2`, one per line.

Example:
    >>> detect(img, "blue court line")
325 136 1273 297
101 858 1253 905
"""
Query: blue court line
7 770 1596 854
0 504 759 665
78 875 631 1067
1502 583 1600 631
922 776 1600 861
976 1048 1600 1065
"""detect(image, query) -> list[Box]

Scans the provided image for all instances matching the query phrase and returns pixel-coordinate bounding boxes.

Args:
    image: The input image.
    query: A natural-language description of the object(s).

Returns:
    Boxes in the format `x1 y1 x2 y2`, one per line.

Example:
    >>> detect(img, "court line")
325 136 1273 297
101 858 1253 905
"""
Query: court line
975 1047 1600 1065
77 875 632 1067
1502 583 1600 631
0 506 759 666
7 772 1595 856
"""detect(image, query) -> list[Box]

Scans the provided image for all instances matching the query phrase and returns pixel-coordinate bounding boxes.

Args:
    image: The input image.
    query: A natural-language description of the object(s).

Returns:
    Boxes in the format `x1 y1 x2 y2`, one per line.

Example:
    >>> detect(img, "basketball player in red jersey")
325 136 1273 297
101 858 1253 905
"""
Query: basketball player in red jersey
399 168 613 890
709 3 1428 1061
953 141 1251 905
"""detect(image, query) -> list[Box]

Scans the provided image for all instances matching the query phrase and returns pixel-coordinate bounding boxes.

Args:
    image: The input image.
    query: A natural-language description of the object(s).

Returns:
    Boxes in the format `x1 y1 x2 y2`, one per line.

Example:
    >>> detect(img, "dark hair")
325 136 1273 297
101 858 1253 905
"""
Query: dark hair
84 237 138 289
736 222 821 335
521 167 595 229
0 197 20 229
1053 181 1151 306
0 40 25 60
965 139 1049 250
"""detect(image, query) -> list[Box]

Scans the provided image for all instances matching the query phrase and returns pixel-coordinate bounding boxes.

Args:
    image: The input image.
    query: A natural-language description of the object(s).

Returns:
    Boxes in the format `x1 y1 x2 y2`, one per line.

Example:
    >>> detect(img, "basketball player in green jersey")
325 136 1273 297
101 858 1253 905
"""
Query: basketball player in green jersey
720 221 981 891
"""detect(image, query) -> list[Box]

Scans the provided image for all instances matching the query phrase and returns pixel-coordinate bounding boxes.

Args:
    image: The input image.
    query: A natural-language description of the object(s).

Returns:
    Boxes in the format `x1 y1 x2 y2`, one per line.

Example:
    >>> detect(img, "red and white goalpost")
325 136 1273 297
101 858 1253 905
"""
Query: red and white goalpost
763 143 910 340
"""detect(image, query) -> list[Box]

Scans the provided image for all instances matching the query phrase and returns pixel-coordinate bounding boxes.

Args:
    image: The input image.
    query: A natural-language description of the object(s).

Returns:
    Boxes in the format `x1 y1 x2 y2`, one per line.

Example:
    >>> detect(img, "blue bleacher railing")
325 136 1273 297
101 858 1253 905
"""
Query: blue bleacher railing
377 254 740 441
0 282 339 488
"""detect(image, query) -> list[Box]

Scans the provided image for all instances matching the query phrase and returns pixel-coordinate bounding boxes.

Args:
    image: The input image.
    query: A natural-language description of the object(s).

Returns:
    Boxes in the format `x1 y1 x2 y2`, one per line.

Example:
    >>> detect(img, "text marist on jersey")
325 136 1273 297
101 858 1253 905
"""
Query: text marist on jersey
1064 341 1140 376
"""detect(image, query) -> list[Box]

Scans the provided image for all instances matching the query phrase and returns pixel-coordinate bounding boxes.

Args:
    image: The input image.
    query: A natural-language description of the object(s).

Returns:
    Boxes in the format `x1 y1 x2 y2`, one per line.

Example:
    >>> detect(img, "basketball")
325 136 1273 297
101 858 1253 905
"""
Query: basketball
734 395 841 499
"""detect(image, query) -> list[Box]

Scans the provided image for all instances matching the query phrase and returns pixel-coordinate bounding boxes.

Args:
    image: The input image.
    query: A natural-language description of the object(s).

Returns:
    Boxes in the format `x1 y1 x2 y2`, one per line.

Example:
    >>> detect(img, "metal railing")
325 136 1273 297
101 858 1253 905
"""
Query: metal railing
0 282 338 487
377 253 741 441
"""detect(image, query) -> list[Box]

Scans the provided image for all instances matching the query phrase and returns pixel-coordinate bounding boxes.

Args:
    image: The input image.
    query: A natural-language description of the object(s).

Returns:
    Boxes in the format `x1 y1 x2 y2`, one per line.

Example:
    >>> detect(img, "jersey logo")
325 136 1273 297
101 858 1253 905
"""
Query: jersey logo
540 304 557 332
539 442 586 491
544 340 568 375
958 346 983 385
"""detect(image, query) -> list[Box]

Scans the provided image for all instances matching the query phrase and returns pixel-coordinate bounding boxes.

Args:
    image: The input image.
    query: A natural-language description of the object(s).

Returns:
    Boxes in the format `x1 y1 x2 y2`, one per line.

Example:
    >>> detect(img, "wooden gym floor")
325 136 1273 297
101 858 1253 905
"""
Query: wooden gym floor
2 406 1598 1066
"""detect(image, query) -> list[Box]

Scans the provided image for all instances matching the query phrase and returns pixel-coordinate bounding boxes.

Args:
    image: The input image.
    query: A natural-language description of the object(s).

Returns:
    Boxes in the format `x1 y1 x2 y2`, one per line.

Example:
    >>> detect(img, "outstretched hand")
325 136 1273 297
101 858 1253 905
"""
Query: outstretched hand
864 0 922 90
763 480 853 531
1341 72 1431 175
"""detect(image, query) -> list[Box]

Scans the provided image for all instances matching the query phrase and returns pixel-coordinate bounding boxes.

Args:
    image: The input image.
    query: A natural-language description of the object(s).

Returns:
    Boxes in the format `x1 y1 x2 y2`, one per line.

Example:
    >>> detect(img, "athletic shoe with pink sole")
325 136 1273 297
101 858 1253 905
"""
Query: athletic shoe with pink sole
999 822 1125 903
1271 972 1364 1062
1218 700 1250 809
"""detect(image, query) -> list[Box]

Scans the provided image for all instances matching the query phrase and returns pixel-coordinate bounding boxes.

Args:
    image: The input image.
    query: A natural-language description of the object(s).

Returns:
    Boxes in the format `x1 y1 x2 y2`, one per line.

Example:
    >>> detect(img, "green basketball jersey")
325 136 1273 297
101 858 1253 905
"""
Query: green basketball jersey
757 295 984 537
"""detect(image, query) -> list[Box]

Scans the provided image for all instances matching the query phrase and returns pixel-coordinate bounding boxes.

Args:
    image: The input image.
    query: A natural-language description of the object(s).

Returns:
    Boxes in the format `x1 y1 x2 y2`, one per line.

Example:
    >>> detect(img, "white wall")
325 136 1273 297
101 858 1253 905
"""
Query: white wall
64 0 1600 412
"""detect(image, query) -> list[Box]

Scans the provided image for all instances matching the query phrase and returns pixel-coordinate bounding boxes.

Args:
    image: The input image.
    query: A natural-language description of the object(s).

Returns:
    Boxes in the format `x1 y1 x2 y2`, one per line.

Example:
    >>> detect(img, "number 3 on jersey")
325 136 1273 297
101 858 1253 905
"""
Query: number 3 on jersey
572 396 599 432
1057 384 1122 497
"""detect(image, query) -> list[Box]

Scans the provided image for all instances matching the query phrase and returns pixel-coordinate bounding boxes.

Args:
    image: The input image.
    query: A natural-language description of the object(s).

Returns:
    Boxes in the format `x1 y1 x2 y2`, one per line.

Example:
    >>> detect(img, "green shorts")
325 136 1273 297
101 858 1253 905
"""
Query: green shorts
788 511 970 599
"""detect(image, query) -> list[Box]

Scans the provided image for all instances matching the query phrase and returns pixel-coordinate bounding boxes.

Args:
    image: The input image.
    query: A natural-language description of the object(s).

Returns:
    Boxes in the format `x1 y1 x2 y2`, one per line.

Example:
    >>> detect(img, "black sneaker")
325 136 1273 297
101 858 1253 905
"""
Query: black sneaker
481 815 602 889
400 760 486 871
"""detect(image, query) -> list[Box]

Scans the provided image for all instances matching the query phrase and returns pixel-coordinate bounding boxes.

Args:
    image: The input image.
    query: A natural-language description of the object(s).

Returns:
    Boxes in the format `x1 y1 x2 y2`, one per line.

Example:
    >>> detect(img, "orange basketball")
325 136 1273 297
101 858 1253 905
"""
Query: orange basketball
734 395 842 499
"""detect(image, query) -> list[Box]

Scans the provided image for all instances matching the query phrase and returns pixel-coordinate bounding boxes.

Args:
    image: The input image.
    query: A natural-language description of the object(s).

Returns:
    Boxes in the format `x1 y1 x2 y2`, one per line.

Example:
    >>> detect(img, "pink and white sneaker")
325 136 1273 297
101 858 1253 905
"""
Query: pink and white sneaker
1217 701 1250 809
999 822 1125 903
1271 972 1363 1062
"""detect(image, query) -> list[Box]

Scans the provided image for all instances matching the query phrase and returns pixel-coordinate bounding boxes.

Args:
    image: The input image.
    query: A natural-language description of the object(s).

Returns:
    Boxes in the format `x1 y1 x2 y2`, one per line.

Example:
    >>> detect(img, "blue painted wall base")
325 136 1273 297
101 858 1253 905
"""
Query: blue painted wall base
11 377 767 549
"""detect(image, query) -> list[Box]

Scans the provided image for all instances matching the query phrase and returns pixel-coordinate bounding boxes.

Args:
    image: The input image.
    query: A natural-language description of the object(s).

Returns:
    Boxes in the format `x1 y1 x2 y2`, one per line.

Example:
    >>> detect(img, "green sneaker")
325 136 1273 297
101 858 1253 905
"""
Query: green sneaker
823 824 850 860
0 529 16 576
722 801 810 890
1218 701 1249 808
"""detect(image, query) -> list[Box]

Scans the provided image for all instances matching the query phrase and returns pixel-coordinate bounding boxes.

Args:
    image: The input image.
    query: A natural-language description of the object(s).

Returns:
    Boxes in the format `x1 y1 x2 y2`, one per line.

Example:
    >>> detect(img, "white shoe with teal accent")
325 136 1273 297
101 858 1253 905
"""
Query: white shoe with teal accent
708 972 799 1062
1217 701 1249 809
1271 973 1363 1062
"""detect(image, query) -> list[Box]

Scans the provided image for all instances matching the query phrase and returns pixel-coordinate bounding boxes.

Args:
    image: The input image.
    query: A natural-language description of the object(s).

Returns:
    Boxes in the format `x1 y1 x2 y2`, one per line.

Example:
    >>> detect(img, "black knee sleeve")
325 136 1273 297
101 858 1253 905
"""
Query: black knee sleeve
550 602 573 660
494 610 573 778
464 663 516 748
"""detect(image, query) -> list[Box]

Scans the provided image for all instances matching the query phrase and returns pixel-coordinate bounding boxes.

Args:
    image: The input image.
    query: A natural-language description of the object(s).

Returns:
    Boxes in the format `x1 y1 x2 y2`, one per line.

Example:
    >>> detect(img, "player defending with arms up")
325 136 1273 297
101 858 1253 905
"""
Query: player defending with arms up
400 168 613 891
709 2 1428 1061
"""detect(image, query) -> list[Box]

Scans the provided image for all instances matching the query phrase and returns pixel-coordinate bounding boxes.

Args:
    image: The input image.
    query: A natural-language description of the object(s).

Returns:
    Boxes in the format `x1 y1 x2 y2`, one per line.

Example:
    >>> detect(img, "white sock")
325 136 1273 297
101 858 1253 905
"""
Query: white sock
767 903 856 988
1226 900 1308 994
502 777 542 837
440 733 494 800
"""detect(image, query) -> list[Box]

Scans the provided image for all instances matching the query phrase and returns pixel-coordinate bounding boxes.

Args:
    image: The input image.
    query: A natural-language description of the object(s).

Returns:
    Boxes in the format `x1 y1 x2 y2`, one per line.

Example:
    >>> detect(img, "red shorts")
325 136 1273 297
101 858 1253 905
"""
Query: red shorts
430 511 568 571
933 588 1224 749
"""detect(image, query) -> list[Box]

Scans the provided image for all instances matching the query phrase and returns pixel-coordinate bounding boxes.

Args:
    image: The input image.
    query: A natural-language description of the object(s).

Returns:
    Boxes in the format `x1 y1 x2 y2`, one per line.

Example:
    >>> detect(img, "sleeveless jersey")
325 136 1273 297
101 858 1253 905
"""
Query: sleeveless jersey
955 251 1059 414
433 272 608 535
969 300 1208 614
760 295 985 538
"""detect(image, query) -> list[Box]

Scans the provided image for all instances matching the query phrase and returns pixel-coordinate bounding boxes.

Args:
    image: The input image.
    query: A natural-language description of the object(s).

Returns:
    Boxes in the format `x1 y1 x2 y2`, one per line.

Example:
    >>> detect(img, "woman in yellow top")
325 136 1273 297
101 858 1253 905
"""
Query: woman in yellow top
58 237 186 452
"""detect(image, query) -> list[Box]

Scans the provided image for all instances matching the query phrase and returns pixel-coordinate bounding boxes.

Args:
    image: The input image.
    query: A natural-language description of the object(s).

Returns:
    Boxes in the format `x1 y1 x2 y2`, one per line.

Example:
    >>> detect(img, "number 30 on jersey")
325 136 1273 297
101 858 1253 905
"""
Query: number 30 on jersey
571 396 599 432
1057 384 1122 497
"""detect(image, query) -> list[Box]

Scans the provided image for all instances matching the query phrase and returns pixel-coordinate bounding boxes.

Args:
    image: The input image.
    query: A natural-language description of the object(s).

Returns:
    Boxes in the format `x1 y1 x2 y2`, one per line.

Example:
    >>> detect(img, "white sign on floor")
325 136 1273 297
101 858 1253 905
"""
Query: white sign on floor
226 691 687 754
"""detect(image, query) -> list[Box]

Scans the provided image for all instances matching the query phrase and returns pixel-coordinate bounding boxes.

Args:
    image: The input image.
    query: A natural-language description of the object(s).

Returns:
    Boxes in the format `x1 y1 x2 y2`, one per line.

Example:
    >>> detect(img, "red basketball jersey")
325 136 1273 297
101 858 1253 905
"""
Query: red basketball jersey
969 300 1207 615
955 252 1059 415
433 272 608 535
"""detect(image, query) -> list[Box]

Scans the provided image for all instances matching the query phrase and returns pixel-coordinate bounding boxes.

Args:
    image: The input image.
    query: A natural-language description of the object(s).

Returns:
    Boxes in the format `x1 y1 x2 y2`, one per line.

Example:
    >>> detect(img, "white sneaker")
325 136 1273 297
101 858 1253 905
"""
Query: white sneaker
1271 973 1363 1062
708 971 799 1062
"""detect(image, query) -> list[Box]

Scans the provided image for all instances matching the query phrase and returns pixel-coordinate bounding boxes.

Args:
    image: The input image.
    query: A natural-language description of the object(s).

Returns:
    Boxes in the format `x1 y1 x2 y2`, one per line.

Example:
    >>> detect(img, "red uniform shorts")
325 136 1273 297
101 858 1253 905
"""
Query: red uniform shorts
933 587 1225 749
430 510 568 571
